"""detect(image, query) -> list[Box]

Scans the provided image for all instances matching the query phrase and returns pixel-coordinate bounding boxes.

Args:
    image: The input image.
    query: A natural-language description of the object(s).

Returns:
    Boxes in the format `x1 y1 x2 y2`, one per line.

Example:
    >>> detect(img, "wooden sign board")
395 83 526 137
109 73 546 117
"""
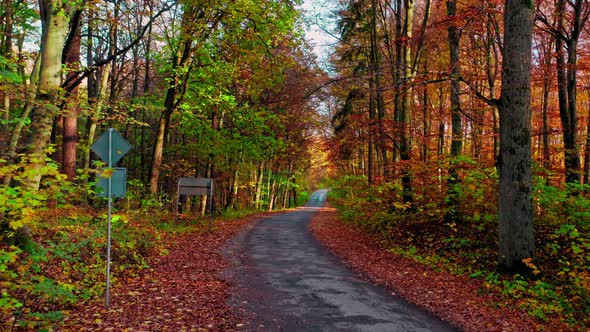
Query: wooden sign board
178 177 212 196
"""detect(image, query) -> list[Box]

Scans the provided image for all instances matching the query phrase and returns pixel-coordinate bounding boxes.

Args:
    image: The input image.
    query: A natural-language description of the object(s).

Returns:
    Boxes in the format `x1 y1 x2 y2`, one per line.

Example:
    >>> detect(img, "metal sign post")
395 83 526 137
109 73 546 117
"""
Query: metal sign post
106 129 113 307
91 128 132 307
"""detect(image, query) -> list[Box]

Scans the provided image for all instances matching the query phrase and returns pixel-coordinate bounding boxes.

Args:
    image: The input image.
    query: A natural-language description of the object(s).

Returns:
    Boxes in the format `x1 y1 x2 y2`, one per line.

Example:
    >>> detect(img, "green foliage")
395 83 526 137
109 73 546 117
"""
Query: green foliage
1 239 92 331
0 155 80 243
297 190 310 206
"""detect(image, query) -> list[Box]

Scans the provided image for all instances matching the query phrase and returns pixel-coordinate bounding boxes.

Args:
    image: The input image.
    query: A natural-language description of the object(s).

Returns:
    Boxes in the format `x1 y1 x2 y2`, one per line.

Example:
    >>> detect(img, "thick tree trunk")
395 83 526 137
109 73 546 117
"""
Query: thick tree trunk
61 10 82 180
24 0 71 190
149 112 169 194
497 0 534 271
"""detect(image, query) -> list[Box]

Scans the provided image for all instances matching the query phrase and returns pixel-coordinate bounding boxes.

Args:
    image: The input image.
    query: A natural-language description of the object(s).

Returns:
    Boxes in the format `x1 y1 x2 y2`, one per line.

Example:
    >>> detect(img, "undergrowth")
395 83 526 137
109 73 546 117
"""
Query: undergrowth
0 158 225 331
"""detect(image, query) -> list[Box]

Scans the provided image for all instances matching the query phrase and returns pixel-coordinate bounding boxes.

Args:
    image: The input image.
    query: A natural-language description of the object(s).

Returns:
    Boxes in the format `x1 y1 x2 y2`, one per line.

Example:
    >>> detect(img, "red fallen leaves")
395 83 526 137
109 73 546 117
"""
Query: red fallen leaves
61 213 270 331
309 206 575 332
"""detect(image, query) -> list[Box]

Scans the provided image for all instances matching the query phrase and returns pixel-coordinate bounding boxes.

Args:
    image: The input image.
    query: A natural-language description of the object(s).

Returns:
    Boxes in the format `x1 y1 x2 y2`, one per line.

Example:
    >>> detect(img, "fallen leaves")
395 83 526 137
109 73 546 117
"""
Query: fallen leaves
61 213 271 331
308 205 575 332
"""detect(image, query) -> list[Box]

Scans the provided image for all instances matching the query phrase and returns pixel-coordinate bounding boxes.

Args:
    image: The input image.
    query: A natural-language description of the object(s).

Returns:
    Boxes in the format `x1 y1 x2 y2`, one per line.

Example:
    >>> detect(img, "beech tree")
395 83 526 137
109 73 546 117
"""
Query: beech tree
497 0 535 270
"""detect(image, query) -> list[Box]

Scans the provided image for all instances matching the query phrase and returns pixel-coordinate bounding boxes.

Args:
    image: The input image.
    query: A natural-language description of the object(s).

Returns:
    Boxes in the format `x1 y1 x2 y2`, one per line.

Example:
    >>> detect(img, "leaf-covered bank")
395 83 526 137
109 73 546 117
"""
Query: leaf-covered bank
309 202 577 332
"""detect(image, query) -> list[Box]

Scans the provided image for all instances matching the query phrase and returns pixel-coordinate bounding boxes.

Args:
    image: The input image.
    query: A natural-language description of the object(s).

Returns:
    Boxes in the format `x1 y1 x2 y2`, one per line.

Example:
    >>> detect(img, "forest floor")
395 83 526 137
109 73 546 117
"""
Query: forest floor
60 212 272 331
61 205 574 331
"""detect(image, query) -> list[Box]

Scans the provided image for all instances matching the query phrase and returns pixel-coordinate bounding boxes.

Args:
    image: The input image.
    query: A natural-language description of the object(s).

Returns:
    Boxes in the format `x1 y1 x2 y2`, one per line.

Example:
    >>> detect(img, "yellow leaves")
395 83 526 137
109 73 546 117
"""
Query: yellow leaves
522 257 540 275
100 168 115 178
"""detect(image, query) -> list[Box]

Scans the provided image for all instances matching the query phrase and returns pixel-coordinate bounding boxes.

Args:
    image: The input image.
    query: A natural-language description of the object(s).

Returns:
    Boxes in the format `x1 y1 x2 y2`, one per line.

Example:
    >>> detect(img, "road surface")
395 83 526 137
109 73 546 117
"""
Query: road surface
223 189 456 331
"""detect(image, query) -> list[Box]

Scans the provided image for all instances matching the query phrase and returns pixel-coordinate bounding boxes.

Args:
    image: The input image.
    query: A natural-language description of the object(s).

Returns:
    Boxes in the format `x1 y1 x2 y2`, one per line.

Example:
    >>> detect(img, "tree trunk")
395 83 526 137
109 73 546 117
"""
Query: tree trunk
399 0 415 203
541 40 552 176
268 176 277 212
149 38 192 194
497 0 534 271
371 0 387 178
447 0 462 221
61 9 82 180
281 162 293 209
23 0 71 190
368 70 376 184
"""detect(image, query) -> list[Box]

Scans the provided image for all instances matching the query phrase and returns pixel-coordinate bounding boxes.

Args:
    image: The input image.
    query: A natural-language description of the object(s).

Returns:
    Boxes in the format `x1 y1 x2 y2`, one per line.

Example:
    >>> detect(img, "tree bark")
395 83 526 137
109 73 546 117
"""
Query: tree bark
497 0 534 271
61 9 82 180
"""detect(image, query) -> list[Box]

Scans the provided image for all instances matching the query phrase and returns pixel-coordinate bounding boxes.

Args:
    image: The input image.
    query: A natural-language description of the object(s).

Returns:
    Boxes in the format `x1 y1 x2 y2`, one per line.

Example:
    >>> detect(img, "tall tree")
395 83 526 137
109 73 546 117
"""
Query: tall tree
497 0 535 271
61 9 83 180
446 0 462 221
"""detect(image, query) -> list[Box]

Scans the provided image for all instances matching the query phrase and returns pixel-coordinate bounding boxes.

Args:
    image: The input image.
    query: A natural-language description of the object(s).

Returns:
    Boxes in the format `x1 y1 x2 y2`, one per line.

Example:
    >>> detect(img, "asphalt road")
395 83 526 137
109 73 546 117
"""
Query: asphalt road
224 189 456 332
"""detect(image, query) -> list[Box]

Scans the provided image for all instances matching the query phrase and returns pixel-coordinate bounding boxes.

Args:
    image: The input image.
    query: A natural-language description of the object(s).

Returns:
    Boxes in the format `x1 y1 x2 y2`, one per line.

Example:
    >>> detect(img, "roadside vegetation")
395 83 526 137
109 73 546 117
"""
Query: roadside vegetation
0 158 307 330
327 168 589 330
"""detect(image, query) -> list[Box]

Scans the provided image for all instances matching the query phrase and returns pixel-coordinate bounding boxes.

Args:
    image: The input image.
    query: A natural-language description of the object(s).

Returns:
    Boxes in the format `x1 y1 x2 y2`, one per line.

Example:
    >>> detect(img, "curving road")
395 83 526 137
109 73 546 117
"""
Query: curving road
224 190 456 331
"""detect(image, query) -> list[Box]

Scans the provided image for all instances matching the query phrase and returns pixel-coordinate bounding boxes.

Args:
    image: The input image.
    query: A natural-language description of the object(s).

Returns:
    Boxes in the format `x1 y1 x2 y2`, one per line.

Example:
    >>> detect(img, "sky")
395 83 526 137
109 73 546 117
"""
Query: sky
299 0 341 69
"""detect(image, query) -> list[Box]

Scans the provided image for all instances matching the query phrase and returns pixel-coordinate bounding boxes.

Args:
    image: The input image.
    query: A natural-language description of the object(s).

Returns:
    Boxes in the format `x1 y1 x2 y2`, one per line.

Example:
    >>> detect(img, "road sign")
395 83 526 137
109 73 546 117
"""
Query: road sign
96 168 127 198
91 128 132 165
176 177 214 231
90 128 132 308
178 177 213 195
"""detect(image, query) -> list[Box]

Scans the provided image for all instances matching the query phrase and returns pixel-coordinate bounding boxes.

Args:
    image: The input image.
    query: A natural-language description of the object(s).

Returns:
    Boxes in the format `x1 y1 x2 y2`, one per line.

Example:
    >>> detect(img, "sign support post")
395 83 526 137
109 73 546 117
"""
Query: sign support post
105 129 113 307
90 128 132 308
